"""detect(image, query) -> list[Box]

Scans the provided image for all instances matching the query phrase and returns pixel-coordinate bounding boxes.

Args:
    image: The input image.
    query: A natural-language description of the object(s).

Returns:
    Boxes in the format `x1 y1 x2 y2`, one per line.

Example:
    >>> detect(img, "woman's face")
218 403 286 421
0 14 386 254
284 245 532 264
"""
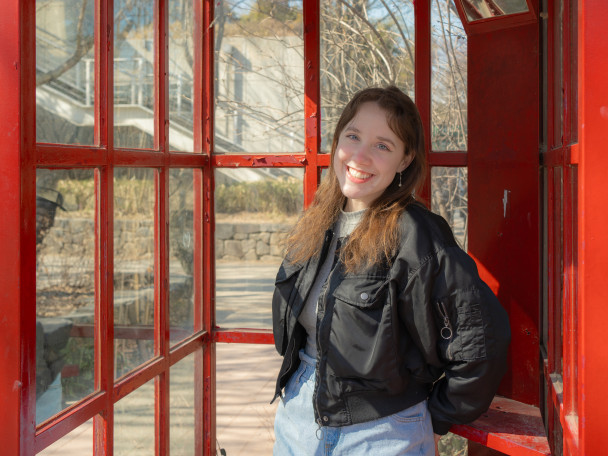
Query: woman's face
333 102 412 212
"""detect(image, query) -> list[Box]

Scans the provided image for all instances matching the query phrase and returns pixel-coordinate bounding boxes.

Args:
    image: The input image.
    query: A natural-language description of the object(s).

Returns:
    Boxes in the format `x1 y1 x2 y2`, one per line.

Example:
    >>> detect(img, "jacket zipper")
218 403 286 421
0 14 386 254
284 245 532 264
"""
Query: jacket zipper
313 249 340 440
436 300 454 359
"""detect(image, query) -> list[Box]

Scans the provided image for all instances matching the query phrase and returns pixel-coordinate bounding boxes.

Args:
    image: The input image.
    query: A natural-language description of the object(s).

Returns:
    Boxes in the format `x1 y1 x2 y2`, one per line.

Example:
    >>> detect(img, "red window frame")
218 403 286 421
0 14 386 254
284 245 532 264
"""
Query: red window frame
0 0 507 453
11 0 608 455
541 0 579 454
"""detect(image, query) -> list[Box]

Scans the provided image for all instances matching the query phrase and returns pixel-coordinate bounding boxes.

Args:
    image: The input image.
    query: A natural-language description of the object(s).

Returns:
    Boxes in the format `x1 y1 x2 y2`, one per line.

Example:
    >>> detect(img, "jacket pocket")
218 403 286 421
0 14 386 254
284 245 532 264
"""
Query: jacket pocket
332 276 389 309
328 276 395 382
434 289 487 362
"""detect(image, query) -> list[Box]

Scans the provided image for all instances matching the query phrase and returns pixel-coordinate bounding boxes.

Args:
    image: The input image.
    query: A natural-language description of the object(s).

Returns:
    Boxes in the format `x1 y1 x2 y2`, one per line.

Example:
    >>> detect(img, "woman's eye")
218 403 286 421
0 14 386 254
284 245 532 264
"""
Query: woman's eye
377 143 390 151
346 134 358 140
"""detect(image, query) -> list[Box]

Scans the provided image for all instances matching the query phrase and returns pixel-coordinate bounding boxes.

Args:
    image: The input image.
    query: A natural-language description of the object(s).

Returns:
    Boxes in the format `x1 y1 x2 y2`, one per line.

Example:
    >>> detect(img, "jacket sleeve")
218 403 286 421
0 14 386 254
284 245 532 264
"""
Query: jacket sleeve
400 245 511 435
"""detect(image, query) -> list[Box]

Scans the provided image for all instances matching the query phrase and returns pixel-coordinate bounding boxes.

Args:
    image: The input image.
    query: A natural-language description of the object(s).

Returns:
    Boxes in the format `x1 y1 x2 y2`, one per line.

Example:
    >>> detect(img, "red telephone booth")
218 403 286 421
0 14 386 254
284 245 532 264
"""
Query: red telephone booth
1 0 607 454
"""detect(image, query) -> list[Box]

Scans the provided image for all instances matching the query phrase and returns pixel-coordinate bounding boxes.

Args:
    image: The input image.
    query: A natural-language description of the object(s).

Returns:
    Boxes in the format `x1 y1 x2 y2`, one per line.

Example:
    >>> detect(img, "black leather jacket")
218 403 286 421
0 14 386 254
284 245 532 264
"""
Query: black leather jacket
271 203 510 435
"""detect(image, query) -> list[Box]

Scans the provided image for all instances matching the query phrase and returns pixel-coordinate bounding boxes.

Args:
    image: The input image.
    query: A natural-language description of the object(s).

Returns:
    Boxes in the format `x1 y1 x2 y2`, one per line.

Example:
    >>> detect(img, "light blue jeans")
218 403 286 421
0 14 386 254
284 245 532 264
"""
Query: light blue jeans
273 351 435 456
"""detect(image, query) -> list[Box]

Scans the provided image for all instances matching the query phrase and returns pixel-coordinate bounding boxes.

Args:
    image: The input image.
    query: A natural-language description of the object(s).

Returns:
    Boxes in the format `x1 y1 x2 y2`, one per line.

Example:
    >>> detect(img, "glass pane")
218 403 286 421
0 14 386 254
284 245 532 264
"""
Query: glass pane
460 0 529 22
114 168 155 378
215 169 303 329
170 352 198 456
431 167 468 250
114 0 155 149
432 0 467 151
36 169 95 424
114 378 155 455
169 169 197 343
216 343 282 454
169 0 195 152
320 0 415 152
214 0 304 153
37 418 93 455
36 0 95 145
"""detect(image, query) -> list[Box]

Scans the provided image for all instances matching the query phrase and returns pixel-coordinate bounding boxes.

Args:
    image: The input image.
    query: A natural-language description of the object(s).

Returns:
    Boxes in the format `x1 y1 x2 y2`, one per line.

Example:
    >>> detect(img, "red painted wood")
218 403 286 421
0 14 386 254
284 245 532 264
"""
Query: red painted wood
35 393 106 453
577 1 608 454
303 0 321 206
94 165 115 456
428 151 468 167
0 1 36 453
95 0 110 148
93 4 115 453
215 329 274 345
169 153 207 168
192 0 205 451
468 18 540 406
113 149 165 166
213 154 307 168
169 333 205 364
202 0 216 452
415 0 431 203
154 11 170 456
451 397 550 456
35 146 209 168
546 166 556 375
155 169 170 456
562 164 578 456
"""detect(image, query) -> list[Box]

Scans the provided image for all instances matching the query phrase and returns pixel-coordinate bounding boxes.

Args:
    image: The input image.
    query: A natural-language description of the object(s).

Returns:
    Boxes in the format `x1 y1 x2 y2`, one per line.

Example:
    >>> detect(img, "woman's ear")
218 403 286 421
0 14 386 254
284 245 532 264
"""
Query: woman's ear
398 152 414 173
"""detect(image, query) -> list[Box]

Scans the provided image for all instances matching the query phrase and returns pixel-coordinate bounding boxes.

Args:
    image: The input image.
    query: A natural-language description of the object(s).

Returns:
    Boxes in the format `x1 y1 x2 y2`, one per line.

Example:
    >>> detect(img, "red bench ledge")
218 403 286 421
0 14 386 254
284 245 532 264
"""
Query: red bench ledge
450 396 551 456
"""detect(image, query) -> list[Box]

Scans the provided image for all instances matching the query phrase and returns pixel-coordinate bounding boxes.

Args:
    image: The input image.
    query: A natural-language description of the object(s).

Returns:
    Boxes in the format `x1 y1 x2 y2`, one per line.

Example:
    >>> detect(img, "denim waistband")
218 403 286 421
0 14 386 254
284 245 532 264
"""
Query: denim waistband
298 349 317 367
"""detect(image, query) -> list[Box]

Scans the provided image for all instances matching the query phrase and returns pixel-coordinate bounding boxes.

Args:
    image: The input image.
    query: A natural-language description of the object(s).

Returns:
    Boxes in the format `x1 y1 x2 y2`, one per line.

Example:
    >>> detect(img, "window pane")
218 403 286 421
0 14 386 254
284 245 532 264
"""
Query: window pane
36 0 95 145
215 169 303 329
114 378 155 455
320 0 415 151
36 169 95 425
170 352 198 456
216 343 281 454
37 419 93 455
114 168 155 378
431 167 468 250
460 0 529 22
214 0 304 153
169 0 195 152
169 169 197 343
431 0 467 151
114 0 155 149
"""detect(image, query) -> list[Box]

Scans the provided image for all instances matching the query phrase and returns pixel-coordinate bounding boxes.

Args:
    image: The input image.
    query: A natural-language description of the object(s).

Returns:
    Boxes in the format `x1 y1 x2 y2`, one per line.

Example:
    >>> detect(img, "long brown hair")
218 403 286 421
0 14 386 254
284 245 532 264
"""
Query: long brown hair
285 86 427 272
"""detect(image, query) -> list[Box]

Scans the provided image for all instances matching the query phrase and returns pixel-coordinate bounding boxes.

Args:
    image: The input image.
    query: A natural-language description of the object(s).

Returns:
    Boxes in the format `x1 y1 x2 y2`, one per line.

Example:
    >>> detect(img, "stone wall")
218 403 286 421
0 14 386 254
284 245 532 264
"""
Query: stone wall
215 222 288 263
39 216 289 264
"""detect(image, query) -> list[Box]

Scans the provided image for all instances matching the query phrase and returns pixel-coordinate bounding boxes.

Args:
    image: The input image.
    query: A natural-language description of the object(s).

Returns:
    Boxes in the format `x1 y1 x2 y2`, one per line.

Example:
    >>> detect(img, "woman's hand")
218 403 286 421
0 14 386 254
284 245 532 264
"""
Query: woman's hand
434 434 442 456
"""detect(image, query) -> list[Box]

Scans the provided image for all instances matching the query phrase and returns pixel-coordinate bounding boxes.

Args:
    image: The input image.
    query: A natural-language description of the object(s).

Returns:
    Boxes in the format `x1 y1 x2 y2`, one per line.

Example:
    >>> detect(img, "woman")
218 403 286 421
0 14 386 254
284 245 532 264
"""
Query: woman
271 86 510 455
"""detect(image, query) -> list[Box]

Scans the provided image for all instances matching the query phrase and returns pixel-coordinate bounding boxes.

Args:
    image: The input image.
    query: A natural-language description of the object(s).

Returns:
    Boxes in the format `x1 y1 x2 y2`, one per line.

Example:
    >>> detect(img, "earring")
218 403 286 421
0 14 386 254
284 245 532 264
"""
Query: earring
398 172 402 187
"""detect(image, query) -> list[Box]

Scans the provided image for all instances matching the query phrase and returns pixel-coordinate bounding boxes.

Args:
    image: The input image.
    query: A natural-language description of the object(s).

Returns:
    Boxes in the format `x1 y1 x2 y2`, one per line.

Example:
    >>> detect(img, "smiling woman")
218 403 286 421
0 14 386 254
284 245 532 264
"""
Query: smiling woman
271 86 510 456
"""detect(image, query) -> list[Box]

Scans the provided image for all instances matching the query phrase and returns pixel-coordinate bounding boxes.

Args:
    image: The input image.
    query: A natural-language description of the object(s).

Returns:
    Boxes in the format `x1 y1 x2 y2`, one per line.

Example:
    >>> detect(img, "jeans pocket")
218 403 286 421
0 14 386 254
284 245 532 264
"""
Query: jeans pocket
283 364 307 400
389 401 426 423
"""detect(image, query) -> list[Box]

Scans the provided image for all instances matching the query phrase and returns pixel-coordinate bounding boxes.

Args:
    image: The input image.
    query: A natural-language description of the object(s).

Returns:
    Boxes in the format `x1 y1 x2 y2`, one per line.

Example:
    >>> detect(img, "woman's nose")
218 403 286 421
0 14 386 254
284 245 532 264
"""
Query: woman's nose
350 143 371 163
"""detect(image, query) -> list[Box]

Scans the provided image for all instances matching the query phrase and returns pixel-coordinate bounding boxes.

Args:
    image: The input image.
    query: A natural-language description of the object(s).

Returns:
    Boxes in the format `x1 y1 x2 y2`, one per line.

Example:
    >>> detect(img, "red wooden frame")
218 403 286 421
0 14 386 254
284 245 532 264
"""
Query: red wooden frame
541 0 581 454
6 0 608 454
574 1 608 454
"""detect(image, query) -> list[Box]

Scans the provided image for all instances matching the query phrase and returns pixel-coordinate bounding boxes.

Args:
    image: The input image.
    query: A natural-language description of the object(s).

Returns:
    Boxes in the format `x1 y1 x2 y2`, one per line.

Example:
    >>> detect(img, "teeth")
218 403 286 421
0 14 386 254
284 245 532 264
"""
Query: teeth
348 167 372 179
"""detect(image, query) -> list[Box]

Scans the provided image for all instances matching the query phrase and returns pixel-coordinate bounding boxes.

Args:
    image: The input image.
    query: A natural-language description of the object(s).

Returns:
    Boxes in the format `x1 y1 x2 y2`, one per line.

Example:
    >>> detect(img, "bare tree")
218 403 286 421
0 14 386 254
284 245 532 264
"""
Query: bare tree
430 0 468 249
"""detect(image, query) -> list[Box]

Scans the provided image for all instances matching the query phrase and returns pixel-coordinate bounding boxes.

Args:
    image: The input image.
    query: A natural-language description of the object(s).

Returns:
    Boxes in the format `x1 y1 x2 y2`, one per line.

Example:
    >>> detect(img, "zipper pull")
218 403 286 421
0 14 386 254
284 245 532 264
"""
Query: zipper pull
437 301 453 340
315 418 324 440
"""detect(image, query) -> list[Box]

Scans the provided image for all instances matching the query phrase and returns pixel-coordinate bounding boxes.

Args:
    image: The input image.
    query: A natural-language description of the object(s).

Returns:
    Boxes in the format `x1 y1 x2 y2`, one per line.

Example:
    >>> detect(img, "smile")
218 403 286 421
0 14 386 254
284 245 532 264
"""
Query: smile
347 166 373 180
